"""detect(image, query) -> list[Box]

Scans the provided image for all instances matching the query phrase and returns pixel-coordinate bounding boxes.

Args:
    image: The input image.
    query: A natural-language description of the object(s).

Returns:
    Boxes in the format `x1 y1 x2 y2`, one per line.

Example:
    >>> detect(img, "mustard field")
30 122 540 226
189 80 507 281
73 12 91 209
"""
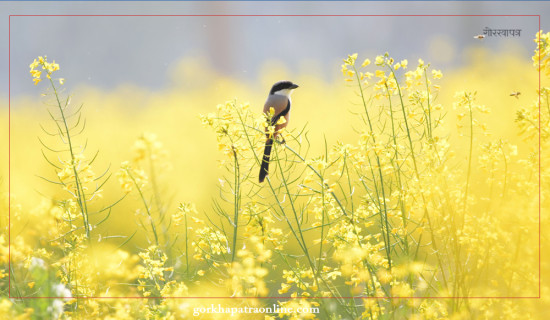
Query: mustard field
0 31 548 319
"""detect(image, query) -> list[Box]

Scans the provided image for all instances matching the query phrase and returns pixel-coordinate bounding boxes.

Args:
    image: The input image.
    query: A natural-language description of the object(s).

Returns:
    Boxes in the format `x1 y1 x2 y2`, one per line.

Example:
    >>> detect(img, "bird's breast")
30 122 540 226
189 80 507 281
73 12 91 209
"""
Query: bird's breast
263 94 290 115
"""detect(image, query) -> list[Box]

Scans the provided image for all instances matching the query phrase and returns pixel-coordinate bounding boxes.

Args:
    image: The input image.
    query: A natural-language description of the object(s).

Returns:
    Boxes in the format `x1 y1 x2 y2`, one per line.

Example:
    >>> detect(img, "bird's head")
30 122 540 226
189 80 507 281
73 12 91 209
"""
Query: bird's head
269 80 299 97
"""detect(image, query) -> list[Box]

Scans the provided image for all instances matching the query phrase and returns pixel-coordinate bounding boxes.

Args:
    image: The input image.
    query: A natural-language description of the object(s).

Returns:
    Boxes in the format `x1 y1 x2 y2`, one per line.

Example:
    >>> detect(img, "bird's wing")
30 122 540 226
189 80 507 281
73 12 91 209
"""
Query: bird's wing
270 100 290 126
264 95 291 125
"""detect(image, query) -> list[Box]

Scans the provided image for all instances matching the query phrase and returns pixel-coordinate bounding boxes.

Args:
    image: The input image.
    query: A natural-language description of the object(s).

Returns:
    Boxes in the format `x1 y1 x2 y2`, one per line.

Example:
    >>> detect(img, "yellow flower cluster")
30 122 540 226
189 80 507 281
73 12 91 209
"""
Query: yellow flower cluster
137 246 173 297
227 235 271 296
453 91 491 134
200 100 263 162
341 53 374 85
29 55 62 85
116 161 148 194
172 202 197 226
57 153 97 198
192 227 229 261
516 86 550 142
342 52 439 103
534 30 550 76
132 132 169 168
241 202 285 250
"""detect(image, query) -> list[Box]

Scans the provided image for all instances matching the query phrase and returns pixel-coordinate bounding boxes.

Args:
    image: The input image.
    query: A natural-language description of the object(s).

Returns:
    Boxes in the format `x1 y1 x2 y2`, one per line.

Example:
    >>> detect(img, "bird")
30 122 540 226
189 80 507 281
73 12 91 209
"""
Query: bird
259 80 299 183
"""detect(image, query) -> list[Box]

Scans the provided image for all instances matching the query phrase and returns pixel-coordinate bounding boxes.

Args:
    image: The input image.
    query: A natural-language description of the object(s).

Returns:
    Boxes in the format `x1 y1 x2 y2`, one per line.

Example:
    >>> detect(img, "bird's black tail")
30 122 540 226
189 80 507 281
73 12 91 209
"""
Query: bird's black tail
259 138 273 183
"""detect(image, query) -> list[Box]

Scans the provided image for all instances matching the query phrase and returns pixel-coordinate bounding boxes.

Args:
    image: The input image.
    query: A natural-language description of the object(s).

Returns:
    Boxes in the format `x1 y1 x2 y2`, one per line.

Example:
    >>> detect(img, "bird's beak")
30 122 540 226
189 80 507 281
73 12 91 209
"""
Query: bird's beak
290 84 299 89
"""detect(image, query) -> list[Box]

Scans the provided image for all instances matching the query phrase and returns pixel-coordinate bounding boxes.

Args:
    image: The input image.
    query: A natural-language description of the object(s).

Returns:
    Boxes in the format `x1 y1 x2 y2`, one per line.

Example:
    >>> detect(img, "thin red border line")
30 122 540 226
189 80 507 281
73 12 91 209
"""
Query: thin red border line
8 14 541 300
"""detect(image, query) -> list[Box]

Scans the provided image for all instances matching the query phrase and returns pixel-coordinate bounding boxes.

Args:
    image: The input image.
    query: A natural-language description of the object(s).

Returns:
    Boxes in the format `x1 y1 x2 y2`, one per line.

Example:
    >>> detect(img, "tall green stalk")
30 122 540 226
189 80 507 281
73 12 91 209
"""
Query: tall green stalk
49 78 91 242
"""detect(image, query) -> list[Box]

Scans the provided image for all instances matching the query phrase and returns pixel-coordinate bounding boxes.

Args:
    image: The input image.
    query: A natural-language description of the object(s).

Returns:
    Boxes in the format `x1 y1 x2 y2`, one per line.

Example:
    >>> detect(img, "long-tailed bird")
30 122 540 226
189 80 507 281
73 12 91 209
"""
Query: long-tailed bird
259 80 299 183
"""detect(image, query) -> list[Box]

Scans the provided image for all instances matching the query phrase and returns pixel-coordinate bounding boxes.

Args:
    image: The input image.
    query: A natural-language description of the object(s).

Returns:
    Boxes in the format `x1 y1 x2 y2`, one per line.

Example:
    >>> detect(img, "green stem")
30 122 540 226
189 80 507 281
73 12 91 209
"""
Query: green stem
388 65 449 291
424 71 433 140
385 83 413 288
49 78 91 242
352 66 392 271
185 209 189 279
272 146 317 280
147 143 169 249
231 147 240 263
128 169 159 246
463 98 474 216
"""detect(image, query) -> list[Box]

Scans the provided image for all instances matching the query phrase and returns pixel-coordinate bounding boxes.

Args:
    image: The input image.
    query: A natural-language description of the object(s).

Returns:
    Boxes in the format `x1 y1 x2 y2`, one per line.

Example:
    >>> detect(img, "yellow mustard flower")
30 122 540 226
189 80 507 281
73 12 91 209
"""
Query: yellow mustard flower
432 69 443 79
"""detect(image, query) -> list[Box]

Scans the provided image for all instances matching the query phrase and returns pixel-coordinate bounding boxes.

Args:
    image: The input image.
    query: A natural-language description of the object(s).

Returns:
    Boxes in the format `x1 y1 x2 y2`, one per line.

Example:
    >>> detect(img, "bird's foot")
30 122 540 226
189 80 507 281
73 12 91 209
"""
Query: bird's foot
275 135 286 145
